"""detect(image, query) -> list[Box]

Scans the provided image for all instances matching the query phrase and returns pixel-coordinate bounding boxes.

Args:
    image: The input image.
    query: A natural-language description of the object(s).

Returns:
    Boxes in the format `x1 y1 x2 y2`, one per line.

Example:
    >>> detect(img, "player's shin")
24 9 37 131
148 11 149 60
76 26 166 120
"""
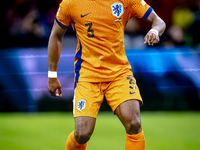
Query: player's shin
65 131 87 150
125 129 145 150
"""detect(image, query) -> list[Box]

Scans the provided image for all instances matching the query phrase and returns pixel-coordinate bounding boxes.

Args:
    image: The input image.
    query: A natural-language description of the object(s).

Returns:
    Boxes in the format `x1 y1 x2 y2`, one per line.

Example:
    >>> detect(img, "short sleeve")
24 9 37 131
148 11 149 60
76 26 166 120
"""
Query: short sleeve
55 0 72 29
128 0 153 20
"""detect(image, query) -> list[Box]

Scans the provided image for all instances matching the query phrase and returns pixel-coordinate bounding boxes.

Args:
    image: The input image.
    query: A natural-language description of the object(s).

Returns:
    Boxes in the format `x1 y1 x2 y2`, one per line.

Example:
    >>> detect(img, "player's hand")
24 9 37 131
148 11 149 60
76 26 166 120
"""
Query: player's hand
144 30 160 46
47 78 62 97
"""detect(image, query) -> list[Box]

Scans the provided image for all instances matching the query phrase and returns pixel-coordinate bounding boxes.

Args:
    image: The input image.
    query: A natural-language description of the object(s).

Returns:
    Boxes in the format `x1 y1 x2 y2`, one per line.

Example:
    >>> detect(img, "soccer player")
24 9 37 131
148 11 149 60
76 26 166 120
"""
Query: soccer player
47 0 166 149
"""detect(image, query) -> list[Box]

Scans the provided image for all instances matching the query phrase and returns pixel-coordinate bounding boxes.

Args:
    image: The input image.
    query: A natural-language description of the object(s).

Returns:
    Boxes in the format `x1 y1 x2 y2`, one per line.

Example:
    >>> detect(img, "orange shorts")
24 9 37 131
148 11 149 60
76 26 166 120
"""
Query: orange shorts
73 71 143 118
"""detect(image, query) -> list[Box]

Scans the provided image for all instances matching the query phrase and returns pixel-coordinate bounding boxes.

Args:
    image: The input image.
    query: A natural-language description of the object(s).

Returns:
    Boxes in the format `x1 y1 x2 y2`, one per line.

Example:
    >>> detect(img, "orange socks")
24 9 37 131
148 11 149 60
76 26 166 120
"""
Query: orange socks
125 129 145 150
65 129 144 150
65 131 87 150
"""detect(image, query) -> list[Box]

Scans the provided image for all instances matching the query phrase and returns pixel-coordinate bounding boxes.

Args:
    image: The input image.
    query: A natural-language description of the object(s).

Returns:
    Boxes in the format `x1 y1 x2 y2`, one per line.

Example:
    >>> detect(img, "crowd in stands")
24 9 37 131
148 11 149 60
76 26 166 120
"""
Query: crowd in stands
1 0 200 48
125 0 200 48
2 0 62 47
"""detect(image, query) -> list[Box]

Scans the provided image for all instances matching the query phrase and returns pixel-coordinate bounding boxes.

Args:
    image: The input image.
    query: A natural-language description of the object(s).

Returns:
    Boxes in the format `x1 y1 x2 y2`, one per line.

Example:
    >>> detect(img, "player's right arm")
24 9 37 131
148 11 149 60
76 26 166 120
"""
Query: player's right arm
47 20 67 97
144 10 166 46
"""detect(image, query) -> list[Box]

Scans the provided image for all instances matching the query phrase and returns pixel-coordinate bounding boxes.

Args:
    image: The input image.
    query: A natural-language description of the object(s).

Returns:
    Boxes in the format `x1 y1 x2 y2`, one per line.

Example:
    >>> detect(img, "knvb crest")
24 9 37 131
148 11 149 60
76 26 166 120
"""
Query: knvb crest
78 99 86 111
111 2 124 18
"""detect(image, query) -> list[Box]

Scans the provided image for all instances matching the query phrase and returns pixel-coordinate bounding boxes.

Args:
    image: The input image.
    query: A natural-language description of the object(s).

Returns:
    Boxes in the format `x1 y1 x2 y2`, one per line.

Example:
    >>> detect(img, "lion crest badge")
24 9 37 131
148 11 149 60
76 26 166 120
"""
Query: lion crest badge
111 2 124 18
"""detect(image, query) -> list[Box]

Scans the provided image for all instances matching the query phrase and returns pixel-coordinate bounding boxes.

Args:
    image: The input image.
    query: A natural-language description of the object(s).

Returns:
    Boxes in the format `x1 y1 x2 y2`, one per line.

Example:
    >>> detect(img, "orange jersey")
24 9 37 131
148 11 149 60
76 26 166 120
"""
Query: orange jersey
56 0 152 83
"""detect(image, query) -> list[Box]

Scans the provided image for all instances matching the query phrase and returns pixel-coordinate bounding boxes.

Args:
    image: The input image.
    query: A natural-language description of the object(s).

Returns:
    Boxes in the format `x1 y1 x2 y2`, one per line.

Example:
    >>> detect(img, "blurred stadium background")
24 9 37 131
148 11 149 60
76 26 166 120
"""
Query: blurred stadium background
0 0 200 112
0 0 200 150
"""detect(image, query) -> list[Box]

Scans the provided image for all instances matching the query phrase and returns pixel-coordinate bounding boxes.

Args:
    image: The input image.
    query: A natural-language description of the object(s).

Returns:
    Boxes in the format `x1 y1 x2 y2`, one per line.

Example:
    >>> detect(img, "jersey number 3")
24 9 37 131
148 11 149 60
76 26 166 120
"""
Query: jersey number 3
85 23 94 38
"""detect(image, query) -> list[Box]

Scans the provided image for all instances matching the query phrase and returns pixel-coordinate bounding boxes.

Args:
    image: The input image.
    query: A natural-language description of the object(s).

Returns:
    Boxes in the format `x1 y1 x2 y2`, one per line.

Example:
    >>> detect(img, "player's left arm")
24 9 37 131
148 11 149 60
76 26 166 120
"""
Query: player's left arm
144 10 166 46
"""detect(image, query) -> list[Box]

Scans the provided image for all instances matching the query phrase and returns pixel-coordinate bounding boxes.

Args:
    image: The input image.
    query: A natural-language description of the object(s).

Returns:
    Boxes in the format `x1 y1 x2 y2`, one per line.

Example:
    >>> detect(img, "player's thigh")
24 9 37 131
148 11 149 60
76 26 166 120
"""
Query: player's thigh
115 99 141 124
115 100 142 134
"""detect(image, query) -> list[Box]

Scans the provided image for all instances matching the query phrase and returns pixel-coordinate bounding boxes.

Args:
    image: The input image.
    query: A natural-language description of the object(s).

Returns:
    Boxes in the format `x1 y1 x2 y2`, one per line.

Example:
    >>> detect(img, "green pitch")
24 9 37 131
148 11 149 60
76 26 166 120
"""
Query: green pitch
0 111 199 150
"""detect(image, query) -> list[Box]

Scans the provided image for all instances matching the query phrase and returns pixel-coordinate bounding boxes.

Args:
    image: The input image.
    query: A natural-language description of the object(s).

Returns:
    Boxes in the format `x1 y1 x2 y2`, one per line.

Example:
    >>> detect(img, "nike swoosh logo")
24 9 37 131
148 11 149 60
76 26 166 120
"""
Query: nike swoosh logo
81 12 91 18
130 92 137 94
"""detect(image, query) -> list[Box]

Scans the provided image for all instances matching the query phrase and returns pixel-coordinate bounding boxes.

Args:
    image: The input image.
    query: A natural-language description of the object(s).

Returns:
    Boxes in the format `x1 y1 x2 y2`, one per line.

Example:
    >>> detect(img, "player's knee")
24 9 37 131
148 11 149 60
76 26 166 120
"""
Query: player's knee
74 130 92 144
125 119 141 134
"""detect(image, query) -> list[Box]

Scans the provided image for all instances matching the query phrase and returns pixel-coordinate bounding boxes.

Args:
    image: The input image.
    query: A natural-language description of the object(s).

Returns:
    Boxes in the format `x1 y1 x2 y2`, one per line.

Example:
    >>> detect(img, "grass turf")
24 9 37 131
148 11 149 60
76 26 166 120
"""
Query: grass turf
0 111 199 150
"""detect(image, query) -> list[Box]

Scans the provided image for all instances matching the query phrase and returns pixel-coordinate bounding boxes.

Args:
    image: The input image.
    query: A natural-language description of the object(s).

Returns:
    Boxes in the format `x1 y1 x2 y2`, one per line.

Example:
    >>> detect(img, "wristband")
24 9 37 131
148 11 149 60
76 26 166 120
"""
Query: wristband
149 29 159 36
48 71 57 78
